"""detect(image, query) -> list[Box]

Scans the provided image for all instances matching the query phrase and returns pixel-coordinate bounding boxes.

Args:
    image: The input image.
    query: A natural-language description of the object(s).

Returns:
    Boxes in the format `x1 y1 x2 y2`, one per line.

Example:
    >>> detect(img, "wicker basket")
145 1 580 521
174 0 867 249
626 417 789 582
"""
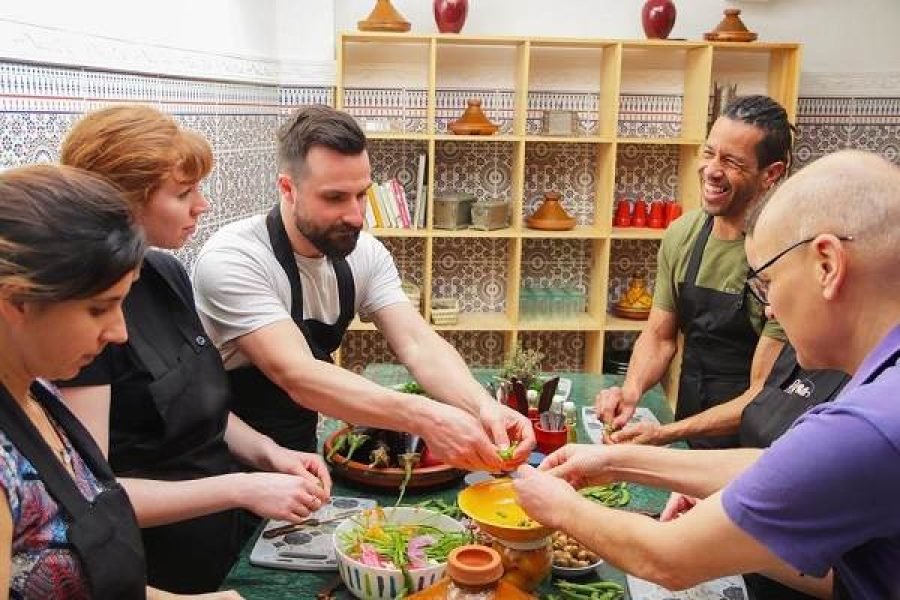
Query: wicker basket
401 281 421 310
430 297 460 326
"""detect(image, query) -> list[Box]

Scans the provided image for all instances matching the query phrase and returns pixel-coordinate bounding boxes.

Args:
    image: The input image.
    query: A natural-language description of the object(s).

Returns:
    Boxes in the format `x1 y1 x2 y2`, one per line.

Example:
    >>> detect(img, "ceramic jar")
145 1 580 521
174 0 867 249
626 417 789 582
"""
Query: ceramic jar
641 0 676 39
434 0 469 33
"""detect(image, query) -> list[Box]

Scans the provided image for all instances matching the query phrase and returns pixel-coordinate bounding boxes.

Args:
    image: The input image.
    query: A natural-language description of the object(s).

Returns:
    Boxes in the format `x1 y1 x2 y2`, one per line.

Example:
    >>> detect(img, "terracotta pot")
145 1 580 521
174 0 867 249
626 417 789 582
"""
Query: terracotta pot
434 0 468 34
642 0 676 39
526 191 576 231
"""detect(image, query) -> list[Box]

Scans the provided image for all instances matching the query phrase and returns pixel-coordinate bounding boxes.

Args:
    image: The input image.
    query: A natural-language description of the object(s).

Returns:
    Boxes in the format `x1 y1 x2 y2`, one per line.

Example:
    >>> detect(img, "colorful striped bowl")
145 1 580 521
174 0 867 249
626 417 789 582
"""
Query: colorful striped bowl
333 507 466 600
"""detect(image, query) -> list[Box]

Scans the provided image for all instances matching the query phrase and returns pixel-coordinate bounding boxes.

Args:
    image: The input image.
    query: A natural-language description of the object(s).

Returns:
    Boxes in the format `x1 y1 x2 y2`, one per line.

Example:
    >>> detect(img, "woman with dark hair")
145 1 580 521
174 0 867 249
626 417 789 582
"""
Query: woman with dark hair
56 105 331 594
0 165 240 599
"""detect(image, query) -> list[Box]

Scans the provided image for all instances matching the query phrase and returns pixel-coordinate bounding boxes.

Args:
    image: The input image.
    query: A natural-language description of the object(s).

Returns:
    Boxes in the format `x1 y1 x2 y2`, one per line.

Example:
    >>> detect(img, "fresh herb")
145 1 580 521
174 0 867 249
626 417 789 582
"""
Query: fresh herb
395 452 420 507
499 343 545 390
399 381 425 395
344 431 370 462
369 443 391 468
404 498 462 520
550 579 624 600
326 431 348 461
497 440 520 461
580 482 630 508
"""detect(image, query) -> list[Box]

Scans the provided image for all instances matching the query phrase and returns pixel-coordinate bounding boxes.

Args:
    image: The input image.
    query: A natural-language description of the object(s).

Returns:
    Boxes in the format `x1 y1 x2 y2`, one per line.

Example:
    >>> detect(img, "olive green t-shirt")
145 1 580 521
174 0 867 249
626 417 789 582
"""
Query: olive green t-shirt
652 209 786 341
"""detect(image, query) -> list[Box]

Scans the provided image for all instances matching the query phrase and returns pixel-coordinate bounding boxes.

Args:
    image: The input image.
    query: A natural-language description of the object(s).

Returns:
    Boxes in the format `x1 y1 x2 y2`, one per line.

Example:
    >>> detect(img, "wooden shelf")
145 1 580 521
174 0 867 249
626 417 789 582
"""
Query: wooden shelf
338 32 800 376
432 312 513 331
605 314 649 332
367 227 429 238
524 135 613 144
431 228 519 238
518 313 604 331
520 224 607 239
433 134 520 143
616 137 704 145
366 132 430 141
349 318 377 331
610 227 666 240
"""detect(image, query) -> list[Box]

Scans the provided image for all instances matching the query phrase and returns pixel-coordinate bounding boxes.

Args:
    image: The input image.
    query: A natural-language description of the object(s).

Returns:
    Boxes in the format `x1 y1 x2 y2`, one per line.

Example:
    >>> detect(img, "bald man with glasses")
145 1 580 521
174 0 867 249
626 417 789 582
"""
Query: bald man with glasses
510 150 900 599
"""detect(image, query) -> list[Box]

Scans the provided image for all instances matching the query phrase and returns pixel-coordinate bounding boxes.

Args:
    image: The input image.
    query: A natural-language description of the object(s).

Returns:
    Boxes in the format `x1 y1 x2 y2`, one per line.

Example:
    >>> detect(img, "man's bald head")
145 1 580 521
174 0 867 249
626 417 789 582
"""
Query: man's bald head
748 150 900 260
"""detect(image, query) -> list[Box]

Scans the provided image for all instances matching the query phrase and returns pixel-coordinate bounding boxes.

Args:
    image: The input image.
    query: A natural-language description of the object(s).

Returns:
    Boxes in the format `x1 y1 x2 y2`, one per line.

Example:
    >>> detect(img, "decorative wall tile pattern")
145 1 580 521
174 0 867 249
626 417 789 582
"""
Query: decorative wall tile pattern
615 144 680 205
526 91 600 136
519 332 586 373
432 238 509 312
618 95 682 138
524 143 598 225
438 332 506 368
521 240 592 293
280 86 334 109
434 141 514 202
381 238 425 289
608 240 660 305
342 88 427 134
340 331 397 374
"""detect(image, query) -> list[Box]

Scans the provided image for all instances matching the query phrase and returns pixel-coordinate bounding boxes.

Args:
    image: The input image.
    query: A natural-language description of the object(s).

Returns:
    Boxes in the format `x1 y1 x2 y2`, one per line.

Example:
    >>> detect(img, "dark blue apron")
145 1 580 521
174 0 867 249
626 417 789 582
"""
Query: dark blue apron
228 204 356 452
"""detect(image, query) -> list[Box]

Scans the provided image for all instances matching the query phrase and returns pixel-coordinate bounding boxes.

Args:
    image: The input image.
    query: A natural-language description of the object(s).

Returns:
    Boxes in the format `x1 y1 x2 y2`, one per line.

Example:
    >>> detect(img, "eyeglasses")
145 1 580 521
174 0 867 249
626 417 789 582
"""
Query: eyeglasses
747 234 854 305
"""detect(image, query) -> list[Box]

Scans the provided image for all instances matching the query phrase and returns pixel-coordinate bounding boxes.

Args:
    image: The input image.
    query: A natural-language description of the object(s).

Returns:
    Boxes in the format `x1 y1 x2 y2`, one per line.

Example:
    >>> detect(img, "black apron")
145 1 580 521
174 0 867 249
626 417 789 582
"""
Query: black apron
229 205 356 452
0 382 146 599
119 252 257 593
676 216 759 449
739 345 850 600
739 344 849 449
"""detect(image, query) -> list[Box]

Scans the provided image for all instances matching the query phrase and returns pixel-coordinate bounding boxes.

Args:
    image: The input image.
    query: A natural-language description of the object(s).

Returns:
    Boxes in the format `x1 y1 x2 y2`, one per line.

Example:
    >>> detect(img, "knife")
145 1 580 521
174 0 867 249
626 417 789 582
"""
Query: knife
537 376 560 414
262 509 361 539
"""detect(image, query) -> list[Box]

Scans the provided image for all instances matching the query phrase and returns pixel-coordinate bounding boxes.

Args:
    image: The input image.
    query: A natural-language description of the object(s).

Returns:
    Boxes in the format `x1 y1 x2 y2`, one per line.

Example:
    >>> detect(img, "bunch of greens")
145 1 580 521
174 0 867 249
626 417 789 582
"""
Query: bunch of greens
580 482 630 507
499 343 545 390
403 498 462 520
399 381 425 395
543 579 625 600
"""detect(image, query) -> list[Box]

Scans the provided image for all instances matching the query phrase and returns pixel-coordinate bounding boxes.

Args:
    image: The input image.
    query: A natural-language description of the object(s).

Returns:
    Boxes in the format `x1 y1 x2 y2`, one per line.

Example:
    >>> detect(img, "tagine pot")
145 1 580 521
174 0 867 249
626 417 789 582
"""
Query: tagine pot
434 0 469 34
642 0 677 39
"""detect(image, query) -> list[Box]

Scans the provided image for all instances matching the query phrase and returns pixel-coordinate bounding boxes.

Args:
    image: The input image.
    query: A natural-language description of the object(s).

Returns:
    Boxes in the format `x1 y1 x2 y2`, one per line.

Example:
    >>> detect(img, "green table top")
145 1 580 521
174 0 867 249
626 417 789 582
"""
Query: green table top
221 366 674 599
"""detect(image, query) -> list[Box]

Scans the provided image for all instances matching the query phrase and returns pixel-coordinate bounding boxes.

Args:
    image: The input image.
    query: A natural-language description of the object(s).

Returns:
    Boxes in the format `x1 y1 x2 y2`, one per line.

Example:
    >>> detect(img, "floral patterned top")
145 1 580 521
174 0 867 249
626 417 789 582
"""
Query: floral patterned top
0 383 106 599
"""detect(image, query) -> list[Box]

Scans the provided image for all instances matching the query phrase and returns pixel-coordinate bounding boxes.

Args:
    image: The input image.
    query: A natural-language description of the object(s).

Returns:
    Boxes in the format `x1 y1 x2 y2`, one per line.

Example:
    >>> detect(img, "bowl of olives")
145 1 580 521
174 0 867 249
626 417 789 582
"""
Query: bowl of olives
550 530 603 578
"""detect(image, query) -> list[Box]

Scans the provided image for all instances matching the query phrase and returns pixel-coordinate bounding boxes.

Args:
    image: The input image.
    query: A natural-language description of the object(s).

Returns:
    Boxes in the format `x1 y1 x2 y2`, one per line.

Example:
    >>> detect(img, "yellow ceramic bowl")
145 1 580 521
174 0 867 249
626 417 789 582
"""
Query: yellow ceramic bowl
457 478 552 543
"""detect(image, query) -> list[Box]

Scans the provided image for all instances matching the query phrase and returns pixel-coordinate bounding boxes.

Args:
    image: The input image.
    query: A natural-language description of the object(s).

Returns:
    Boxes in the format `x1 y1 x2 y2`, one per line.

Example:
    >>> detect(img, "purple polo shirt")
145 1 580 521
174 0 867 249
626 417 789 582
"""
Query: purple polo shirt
723 325 900 599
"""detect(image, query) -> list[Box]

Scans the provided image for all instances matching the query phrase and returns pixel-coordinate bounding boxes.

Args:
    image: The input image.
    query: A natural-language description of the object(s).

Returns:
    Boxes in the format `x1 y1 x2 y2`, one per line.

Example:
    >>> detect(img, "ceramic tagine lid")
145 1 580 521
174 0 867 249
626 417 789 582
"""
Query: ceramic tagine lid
526 191 576 231
449 98 499 135
358 0 411 33
704 9 758 42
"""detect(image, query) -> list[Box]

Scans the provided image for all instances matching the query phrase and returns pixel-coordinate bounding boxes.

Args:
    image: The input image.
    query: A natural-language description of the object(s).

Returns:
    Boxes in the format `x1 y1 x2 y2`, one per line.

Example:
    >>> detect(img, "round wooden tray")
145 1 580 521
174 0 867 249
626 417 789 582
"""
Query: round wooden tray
323 428 465 491
525 215 576 231
611 304 651 320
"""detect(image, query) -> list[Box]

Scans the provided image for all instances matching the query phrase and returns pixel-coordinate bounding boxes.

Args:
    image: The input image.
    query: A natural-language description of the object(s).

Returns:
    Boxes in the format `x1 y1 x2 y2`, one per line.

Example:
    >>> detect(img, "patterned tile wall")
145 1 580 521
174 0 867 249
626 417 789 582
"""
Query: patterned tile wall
519 332 586 372
524 143 598 225
521 239 592 294
340 330 506 372
432 238 509 312
5 59 899 370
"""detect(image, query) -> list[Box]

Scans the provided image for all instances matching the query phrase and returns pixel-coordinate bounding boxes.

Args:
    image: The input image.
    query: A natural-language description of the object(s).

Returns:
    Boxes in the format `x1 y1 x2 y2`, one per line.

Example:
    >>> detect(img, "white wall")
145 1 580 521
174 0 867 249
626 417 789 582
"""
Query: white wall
2 0 899 93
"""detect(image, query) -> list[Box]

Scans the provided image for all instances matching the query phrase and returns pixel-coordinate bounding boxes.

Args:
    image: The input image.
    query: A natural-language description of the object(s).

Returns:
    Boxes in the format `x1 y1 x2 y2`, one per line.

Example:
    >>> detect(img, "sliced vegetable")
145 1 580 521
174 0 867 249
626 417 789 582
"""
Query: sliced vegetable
326 431 348 461
344 431 370 462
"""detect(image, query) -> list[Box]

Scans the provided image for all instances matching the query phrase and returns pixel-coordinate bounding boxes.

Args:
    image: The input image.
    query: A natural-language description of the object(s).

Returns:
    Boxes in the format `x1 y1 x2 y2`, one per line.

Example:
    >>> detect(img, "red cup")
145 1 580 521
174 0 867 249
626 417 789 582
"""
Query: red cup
631 199 648 227
665 201 683 227
534 423 569 455
613 199 632 227
648 201 665 228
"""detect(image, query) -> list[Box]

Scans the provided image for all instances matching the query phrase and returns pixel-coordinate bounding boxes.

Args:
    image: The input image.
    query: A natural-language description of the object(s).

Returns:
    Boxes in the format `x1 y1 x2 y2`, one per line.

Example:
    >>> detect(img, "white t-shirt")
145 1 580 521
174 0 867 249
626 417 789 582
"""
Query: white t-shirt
192 214 408 369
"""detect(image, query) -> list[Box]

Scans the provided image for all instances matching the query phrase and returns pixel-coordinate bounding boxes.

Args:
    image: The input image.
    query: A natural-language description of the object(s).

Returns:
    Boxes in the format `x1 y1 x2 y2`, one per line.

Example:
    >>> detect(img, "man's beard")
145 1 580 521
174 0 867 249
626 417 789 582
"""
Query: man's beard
294 215 361 258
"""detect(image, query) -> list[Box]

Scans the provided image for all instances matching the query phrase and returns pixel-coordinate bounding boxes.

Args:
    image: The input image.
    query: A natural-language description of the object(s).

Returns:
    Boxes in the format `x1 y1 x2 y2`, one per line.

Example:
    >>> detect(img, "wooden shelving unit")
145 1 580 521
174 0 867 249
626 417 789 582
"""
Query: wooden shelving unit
335 32 800 373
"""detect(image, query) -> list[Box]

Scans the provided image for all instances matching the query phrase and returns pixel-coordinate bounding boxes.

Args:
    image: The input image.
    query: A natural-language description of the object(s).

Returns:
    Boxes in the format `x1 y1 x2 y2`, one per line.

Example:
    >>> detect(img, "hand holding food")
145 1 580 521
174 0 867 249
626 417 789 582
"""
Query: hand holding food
538 444 615 490
511 465 579 530
595 386 639 431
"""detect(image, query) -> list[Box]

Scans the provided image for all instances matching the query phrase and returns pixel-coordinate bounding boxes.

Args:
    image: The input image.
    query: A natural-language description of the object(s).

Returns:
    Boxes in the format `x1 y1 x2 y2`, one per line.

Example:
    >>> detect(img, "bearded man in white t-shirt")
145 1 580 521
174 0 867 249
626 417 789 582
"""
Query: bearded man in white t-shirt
193 105 533 473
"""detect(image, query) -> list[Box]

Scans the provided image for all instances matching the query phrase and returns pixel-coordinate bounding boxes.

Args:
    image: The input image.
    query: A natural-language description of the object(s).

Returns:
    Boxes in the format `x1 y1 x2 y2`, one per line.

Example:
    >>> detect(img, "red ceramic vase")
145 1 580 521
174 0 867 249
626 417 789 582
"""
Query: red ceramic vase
642 0 676 39
434 0 469 34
